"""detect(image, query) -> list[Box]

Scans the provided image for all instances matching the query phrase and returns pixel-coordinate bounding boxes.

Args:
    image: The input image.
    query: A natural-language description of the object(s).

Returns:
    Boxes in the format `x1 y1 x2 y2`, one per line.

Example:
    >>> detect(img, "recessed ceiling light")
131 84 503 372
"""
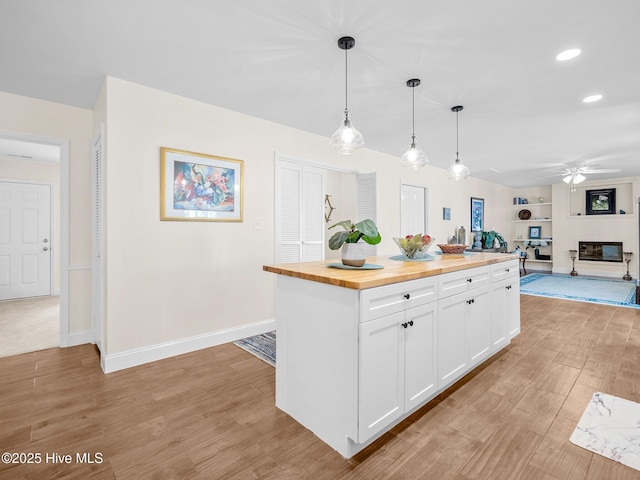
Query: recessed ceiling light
556 48 581 61
583 94 603 103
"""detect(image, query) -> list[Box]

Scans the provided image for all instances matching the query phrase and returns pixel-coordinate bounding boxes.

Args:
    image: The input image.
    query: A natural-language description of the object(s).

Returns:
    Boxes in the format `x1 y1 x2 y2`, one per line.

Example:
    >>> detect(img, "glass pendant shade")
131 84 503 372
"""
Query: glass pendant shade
331 36 363 155
449 106 470 180
447 158 470 180
401 141 428 169
563 172 586 186
330 109 364 154
401 79 427 169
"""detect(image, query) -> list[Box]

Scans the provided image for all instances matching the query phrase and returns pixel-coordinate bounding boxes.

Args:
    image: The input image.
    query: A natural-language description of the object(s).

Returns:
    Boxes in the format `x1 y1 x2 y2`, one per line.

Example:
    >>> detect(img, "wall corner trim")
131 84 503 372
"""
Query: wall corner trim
101 319 276 374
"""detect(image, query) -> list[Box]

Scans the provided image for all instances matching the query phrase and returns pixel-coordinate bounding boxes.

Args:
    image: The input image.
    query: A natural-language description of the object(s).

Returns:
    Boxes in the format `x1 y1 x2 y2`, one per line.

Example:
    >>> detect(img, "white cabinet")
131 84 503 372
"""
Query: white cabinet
359 284 437 443
271 257 519 459
505 276 521 338
489 260 519 352
438 265 490 298
438 285 490 389
489 259 520 343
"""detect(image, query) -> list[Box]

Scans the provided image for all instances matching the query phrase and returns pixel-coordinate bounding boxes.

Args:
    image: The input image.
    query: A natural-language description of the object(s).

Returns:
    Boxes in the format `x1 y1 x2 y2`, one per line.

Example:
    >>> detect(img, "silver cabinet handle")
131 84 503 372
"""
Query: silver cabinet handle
43 247 49 251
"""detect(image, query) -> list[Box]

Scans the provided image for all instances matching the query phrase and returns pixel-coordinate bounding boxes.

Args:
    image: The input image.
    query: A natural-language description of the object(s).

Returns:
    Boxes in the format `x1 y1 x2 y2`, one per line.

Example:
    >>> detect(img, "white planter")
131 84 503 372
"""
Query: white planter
342 243 366 267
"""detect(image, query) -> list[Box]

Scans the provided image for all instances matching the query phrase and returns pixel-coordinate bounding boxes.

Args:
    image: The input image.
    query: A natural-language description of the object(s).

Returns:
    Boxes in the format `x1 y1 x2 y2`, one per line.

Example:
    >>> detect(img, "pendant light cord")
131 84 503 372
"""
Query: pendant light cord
344 48 348 112
411 85 416 142
455 110 460 161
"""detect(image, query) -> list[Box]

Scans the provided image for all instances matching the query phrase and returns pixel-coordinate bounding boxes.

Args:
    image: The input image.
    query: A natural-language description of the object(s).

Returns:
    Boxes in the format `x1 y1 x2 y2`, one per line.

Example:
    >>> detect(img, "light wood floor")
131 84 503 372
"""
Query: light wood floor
1 295 640 479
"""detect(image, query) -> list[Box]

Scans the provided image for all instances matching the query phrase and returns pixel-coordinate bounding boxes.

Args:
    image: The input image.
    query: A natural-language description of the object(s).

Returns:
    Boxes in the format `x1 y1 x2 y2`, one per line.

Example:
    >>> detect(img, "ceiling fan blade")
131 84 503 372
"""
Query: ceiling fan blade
582 168 621 174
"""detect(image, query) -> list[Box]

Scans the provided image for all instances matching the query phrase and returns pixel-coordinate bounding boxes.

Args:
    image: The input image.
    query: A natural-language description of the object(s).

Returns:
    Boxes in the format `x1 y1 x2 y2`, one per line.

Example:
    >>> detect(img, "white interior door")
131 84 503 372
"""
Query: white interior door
275 158 324 263
0 181 51 300
357 173 378 256
401 184 427 236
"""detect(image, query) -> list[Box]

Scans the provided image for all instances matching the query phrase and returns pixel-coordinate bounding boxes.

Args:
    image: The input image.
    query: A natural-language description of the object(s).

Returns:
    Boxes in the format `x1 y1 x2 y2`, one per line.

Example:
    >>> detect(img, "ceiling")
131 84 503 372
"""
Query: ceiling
1 0 638 188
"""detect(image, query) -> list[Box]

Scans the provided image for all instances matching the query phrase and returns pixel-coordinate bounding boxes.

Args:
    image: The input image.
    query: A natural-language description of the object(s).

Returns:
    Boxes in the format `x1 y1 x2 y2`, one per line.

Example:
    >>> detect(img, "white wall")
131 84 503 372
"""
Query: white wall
0 91 93 337
100 77 513 370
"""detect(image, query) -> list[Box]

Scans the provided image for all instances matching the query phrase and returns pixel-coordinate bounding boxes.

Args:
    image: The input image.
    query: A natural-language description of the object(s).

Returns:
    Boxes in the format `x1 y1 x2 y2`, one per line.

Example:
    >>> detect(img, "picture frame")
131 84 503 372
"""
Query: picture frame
470 197 484 231
528 226 541 239
443 207 451 221
585 188 616 215
160 147 244 222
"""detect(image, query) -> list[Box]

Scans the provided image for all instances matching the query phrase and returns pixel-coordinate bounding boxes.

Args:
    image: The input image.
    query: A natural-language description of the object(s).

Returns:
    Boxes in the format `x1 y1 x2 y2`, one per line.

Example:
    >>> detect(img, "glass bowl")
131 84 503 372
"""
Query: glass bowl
393 235 435 259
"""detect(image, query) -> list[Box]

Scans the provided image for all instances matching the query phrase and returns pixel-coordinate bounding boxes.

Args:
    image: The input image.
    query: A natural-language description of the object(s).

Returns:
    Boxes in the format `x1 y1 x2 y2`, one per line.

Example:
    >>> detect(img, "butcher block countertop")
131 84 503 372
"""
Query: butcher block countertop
263 252 518 290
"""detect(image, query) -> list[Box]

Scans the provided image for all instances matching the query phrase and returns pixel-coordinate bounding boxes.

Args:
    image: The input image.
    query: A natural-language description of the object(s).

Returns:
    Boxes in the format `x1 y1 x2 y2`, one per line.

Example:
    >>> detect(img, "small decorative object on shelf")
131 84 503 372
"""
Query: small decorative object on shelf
623 252 633 281
518 209 532 220
569 249 578 276
393 234 435 259
473 231 483 249
457 225 466 245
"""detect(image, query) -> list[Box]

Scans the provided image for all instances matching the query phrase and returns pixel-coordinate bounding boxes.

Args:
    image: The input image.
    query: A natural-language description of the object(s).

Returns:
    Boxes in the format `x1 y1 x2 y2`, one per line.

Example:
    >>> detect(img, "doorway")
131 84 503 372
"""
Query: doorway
0 131 68 354
0 181 52 300
401 182 429 236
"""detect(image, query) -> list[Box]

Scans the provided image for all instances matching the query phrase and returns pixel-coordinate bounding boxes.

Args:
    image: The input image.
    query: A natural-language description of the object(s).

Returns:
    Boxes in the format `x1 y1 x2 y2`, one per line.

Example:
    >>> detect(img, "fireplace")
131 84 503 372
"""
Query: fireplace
578 241 623 262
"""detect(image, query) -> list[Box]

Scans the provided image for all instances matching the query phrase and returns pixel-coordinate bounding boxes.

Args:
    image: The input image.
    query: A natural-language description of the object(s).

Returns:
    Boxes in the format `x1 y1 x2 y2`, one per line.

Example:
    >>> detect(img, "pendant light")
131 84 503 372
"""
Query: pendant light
400 79 428 169
330 36 364 154
447 105 470 181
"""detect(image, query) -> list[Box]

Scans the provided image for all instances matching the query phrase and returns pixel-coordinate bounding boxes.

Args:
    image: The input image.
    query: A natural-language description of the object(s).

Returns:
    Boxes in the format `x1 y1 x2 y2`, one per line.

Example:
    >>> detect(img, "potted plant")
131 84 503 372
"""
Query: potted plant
328 219 381 267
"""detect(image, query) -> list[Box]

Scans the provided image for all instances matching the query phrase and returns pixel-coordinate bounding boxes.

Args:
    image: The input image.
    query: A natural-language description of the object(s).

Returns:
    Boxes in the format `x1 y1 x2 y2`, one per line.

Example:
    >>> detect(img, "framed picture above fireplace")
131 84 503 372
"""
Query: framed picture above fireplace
586 188 616 215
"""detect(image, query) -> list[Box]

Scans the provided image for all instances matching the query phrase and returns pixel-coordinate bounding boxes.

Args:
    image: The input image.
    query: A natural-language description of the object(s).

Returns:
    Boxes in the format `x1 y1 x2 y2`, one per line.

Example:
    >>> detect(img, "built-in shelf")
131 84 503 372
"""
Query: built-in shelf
513 239 553 242
513 203 552 207
512 219 552 223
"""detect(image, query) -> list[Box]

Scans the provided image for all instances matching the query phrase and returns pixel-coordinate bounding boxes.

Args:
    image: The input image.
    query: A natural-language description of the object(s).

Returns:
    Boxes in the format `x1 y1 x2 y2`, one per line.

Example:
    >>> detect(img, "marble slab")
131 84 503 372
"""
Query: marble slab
570 391 640 472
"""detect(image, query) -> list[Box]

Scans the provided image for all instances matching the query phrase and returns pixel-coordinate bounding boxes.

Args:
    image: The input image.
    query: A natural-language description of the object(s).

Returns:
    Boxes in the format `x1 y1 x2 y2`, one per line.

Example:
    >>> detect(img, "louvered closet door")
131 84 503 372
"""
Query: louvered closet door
276 159 324 264
357 173 378 257
91 128 104 351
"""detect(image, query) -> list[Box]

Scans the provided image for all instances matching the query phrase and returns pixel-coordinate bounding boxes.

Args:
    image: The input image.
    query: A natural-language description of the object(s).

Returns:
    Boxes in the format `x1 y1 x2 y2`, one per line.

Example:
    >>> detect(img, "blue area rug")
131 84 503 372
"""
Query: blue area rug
233 331 276 367
520 274 639 308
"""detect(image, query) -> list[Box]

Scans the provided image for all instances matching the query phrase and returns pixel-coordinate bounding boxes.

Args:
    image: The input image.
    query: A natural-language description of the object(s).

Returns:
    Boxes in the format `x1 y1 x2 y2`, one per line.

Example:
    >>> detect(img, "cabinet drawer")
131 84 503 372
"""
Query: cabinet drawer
490 260 519 281
438 266 490 298
360 277 437 323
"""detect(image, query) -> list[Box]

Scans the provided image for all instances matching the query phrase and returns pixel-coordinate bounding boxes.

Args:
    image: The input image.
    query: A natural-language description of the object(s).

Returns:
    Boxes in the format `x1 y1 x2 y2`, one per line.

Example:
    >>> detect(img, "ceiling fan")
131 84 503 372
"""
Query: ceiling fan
560 166 621 187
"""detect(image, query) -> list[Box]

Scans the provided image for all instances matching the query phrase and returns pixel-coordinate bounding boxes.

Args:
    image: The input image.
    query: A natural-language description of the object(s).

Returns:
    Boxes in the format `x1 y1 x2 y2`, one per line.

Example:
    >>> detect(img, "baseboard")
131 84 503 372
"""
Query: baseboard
65 330 93 347
101 318 276 374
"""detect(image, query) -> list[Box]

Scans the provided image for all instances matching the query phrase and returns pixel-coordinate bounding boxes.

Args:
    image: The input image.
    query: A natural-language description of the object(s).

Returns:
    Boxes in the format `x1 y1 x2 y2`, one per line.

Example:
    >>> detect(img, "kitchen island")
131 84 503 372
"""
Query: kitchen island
263 252 520 458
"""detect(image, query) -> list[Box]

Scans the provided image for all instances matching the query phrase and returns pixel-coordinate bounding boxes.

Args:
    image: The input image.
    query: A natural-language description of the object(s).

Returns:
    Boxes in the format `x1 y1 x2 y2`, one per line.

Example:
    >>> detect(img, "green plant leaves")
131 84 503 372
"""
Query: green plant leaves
327 218 381 249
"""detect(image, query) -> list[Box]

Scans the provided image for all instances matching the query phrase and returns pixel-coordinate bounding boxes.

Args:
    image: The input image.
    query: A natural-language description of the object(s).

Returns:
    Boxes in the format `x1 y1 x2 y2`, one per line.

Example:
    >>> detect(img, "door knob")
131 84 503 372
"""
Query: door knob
402 323 408 328
43 247 49 251
404 293 410 300
43 238 49 243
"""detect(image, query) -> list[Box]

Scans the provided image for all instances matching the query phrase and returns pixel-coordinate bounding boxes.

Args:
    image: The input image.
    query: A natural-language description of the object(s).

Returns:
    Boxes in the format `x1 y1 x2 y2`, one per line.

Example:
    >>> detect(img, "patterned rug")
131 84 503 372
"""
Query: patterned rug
520 273 639 308
570 392 640 472
233 331 275 367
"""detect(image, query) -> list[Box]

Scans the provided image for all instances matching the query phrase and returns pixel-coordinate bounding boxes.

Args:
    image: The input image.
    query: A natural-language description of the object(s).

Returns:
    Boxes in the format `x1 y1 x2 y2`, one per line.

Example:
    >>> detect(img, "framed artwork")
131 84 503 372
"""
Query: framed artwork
586 188 616 215
470 197 484 231
443 207 451 221
160 147 244 222
528 226 541 239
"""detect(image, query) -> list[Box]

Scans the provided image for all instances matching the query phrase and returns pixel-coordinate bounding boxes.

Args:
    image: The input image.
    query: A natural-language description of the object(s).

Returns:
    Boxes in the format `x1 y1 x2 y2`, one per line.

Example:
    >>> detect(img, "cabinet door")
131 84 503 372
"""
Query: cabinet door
358 311 404 442
490 280 509 353
505 278 521 338
404 302 438 411
438 293 468 389
466 286 491 368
